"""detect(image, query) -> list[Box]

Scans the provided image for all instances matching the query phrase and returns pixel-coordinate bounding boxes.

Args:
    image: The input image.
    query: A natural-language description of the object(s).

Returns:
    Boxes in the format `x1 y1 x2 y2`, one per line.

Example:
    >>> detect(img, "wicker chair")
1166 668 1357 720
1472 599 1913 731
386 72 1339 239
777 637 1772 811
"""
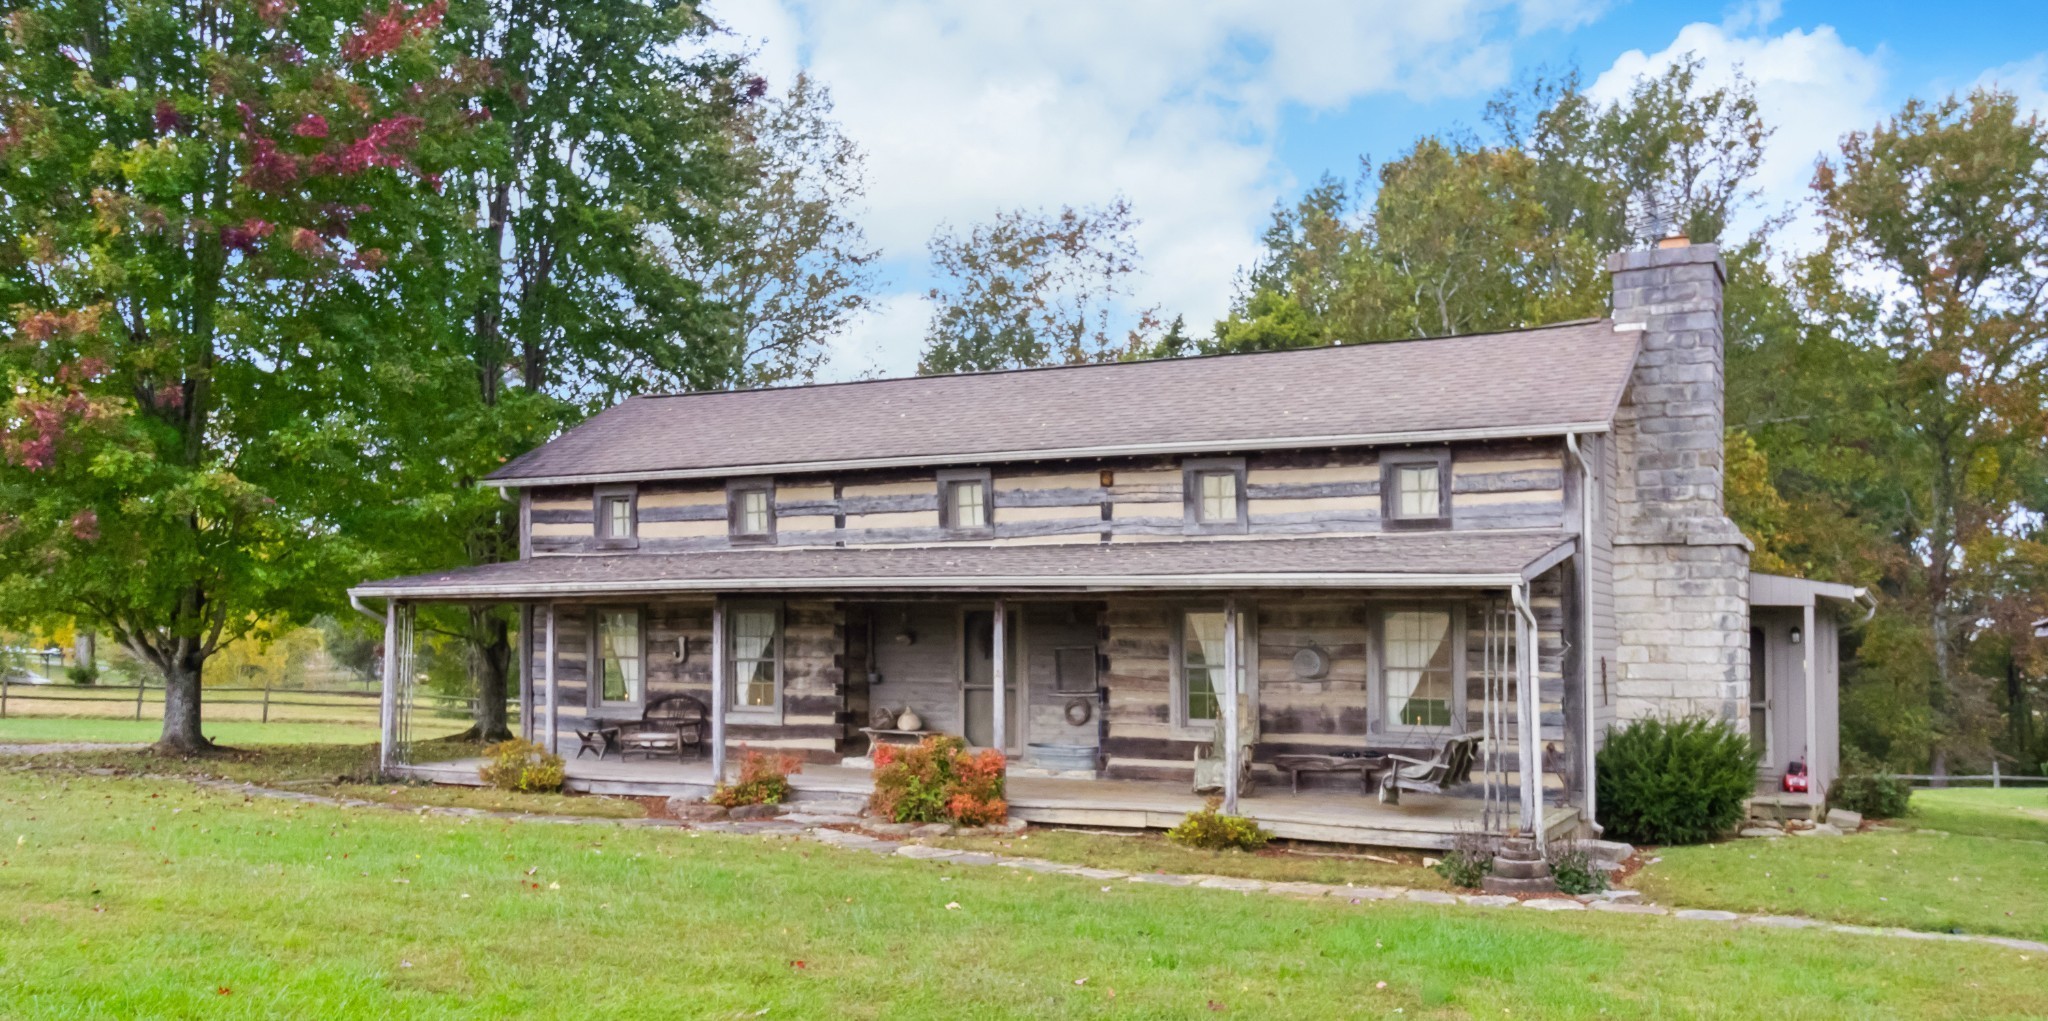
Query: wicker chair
617 695 709 762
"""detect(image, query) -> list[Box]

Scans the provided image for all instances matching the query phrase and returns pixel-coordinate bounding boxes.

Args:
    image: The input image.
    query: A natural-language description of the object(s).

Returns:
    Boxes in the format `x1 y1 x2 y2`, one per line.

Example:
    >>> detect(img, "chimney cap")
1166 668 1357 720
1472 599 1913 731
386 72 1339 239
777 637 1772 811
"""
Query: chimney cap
1656 234 1692 249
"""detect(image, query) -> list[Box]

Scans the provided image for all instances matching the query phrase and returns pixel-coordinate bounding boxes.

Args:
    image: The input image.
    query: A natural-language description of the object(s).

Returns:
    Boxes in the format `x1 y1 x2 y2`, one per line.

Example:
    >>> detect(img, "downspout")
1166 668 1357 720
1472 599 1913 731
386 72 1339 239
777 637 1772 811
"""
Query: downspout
348 592 384 624
1563 432 1599 829
1510 582 1545 842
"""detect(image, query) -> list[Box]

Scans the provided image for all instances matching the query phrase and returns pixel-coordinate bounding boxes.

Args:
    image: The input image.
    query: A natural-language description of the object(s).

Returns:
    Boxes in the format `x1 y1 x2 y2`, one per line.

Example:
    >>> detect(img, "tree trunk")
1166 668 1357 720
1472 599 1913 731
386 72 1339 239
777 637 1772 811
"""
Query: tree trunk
156 642 214 755
456 607 515 743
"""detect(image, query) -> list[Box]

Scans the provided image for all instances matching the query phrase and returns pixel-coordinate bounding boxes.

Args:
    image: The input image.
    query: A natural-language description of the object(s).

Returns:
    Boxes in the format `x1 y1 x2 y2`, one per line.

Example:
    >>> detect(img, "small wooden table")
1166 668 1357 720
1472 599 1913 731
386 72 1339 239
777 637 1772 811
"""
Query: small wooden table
1273 753 1390 795
574 724 622 760
858 727 930 758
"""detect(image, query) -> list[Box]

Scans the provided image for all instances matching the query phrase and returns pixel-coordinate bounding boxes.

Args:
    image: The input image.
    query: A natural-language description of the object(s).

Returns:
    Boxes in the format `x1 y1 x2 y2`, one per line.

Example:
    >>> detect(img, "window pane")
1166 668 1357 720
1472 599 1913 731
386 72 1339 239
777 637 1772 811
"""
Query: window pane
606 497 632 538
1397 464 1441 519
1199 472 1236 522
731 609 777 709
598 610 641 703
738 490 770 534
1181 611 1247 723
1384 609 1454 727
951 481 985 527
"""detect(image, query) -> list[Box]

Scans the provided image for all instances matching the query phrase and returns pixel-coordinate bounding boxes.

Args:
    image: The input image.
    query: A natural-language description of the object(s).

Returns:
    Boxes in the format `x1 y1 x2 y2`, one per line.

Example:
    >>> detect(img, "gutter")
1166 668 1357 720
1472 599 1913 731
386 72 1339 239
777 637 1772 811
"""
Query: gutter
348 592 385 624
348 570 1543 601
484 422 1616 489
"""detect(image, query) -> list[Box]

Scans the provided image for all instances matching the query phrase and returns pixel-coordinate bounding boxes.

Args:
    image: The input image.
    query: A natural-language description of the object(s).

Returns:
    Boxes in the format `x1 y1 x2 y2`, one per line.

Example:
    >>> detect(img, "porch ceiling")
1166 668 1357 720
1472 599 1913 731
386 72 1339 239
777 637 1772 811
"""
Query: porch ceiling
350 532 1576 601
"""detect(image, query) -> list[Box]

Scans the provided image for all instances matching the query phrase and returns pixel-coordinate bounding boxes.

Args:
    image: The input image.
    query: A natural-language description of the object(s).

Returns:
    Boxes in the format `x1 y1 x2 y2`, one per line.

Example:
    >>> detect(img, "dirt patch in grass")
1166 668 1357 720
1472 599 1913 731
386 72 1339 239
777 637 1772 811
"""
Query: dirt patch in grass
929 826 1452 889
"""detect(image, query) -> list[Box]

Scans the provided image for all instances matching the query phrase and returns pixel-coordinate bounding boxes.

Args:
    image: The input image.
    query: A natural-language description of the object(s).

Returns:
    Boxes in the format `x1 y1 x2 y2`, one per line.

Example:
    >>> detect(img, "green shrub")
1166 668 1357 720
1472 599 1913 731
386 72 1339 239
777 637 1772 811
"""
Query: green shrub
1431 829 1497 888
1596 716 1757 845
1828 771 1911 820
477 739 565 793
1547 839 1609 896
65 662 98 685
711 747 801 807
868 735 1008 825
1165 798 1271 851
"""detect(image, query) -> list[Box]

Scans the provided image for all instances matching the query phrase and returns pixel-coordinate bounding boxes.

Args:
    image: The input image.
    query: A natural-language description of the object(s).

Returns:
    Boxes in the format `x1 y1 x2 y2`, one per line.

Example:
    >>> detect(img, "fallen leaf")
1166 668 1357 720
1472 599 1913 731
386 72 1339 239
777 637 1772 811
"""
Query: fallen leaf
944 901 961 910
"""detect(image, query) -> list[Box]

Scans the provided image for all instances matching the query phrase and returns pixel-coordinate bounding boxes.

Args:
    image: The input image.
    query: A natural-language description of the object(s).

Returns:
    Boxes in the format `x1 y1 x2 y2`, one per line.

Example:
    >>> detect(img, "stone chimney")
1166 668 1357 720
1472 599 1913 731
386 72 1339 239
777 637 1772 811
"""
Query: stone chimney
1607 241 1752 726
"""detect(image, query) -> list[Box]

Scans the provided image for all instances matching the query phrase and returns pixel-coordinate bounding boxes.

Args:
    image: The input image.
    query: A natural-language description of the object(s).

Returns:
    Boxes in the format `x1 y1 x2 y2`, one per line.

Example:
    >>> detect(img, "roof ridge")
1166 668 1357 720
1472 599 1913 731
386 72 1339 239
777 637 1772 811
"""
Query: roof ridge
632 317 1615 402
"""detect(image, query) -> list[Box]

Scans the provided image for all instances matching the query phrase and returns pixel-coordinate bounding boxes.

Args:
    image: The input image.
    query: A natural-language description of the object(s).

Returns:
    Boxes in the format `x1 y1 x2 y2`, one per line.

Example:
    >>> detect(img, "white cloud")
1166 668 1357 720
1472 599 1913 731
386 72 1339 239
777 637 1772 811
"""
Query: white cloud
1590 14 1888 248
1976 53 2048 114
710 0 1598 379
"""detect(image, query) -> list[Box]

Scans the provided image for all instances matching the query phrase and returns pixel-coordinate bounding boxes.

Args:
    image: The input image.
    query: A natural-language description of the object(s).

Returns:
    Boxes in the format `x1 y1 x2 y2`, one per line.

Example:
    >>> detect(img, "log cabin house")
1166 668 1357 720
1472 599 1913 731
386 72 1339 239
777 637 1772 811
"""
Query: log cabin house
350 239 1870 848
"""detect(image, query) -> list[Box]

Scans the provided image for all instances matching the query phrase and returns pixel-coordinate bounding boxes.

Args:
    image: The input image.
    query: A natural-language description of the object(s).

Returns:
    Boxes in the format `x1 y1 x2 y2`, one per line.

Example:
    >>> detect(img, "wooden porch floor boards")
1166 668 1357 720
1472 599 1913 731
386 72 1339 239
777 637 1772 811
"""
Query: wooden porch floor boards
396 755 1577 850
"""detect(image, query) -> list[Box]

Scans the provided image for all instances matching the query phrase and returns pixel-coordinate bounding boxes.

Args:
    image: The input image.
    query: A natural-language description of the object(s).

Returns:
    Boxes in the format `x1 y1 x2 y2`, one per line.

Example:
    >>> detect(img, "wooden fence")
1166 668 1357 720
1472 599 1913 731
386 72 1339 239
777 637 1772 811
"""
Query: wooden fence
0 678 509 725
1892 767 2048 789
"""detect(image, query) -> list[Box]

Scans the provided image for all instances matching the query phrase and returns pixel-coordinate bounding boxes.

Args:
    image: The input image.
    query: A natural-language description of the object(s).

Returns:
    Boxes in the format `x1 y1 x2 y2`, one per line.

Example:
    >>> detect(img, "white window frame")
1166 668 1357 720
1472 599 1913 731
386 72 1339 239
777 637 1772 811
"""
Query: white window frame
588 607 647 712
727 478 776 545
592 484 638 549
1381 450 1451 530
1170 605 1254 737
1370 603 1466 738
1182 457 1248 534
725 602 784 722
937 467 994 538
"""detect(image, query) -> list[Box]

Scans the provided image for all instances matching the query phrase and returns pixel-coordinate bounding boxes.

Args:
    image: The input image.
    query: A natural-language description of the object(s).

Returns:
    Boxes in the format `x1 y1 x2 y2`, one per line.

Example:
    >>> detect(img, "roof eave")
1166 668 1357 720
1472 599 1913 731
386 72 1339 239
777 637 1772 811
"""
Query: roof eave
348 570 1540 602
481 421 1617 489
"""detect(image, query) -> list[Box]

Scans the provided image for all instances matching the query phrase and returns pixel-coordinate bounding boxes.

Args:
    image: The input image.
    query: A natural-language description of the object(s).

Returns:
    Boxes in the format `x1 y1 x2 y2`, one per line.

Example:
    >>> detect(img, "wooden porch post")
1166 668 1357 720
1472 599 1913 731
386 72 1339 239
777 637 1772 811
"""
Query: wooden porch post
992 597 1007 757
1802 600 1819 795
517 603 534 742
378 599 399 773
543 603 558 757
1222 596 1241 815
710 596 728 782
1512 583 1543 837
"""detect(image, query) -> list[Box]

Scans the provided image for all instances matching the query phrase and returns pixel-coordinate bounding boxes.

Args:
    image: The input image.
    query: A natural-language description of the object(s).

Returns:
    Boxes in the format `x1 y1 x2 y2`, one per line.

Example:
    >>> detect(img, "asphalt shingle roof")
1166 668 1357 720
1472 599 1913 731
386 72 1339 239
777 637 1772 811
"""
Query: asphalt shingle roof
350 533 1575 599
489 319 1636 483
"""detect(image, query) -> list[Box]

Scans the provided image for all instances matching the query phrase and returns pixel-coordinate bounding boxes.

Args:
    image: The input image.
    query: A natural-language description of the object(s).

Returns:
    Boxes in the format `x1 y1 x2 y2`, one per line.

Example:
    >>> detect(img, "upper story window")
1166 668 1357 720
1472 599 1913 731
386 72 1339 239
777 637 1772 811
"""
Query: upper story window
728 479 775 544
1182 457 1247 534
938 468 993 537
593 485 638 549
1382 451 1450 530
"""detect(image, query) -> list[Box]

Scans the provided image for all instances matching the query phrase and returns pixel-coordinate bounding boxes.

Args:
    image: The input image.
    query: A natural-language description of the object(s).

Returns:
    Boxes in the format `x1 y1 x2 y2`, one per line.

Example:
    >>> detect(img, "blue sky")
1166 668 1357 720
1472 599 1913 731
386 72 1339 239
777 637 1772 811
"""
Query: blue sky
710 1 2048 378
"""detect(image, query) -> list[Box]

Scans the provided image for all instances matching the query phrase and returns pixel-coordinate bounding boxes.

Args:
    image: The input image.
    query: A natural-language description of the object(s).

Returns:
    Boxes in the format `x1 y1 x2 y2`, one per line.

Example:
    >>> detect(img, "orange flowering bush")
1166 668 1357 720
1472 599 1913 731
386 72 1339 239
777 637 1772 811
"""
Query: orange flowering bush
710 746 803 807
869 734 1007 825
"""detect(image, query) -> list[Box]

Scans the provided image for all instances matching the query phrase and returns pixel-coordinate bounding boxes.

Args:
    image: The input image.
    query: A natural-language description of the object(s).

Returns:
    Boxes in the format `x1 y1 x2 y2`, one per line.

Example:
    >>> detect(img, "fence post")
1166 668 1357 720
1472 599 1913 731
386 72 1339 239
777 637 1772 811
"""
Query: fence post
2 677 8 718
262 674 273 723
135 678 146 720
1992 760 2001 789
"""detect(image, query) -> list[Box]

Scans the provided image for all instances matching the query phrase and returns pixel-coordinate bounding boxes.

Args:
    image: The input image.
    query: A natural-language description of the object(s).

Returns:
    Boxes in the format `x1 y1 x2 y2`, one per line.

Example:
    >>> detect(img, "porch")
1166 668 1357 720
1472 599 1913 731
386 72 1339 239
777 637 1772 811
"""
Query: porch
395 754 1581 849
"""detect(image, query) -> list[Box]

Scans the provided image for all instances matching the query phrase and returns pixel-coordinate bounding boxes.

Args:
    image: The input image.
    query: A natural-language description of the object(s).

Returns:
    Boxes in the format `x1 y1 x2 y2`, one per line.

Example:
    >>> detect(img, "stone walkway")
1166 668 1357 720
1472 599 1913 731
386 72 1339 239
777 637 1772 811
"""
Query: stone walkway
51 769 2048 956
0 742 148 756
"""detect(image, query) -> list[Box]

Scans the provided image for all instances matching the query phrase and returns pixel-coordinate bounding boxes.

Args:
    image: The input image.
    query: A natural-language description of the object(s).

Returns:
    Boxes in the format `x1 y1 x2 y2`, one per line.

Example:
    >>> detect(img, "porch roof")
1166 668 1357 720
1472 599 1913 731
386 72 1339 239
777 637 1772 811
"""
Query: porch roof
349 532 1576 601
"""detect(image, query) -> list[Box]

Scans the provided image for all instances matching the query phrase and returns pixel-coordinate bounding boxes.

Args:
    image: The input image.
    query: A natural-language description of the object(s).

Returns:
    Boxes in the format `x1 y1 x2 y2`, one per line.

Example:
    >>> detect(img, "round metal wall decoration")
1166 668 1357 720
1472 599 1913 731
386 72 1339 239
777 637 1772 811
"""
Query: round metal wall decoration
1292 645 1331 680
1063 697 1094 727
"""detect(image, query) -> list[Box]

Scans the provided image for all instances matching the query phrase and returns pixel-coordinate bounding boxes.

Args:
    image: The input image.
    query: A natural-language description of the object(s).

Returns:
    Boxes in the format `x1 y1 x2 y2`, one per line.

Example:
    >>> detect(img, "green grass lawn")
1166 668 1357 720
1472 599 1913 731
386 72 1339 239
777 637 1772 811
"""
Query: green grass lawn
0 714 467 746
932 828 1452 890
4 771 2046 1019
1631 787 2048 941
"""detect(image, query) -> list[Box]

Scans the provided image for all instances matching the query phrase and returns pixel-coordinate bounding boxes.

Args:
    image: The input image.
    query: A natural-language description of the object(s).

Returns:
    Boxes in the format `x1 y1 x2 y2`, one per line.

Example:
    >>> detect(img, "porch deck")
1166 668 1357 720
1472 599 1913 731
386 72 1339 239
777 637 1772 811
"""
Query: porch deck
397 755 1579 850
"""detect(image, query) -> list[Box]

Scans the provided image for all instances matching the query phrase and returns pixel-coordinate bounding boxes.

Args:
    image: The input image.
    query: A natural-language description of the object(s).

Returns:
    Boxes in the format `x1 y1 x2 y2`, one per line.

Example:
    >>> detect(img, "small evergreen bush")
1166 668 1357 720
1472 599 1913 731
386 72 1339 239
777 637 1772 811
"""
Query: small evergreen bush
1596 716 1757 845
1166 798 1271 851
477 739 565 792
1828 771 1910 820
65 662 98 685
868 735 1007 825
1547 839 1609 896
711 747 802 807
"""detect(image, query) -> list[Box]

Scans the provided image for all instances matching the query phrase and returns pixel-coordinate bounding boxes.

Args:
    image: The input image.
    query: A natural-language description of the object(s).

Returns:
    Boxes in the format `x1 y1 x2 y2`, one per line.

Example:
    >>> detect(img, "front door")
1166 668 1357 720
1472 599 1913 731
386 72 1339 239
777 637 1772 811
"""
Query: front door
962 609 1018 749
1748 627 1770 761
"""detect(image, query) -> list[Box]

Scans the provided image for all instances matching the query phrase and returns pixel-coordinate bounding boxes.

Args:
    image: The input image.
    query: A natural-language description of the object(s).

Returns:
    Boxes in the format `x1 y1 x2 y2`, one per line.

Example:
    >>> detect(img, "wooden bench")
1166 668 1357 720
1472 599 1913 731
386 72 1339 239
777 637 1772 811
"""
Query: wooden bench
1272 753 1391 795
858 727 931 758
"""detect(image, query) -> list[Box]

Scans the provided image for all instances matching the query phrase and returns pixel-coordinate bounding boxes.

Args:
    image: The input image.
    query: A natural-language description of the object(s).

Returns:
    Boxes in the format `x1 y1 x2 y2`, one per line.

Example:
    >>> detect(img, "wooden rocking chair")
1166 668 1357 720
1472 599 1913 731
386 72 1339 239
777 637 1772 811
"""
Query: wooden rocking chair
616 694 710 763
1377 730 1482 805
1192 694 1257 797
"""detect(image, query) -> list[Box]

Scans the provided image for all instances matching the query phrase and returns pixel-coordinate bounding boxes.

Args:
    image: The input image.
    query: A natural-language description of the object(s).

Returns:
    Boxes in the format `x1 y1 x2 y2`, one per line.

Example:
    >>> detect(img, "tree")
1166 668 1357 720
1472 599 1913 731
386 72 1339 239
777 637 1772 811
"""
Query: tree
1807 89 2048 773
919 198 1151 373
377 0 757 742
0 0 483 752
670 72 879 387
